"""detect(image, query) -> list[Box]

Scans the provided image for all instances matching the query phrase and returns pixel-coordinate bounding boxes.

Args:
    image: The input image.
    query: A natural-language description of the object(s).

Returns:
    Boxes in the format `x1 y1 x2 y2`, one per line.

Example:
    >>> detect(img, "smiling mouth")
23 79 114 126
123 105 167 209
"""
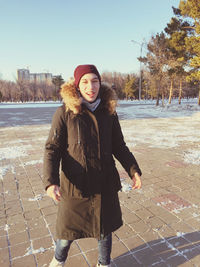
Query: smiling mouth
86 92 95 97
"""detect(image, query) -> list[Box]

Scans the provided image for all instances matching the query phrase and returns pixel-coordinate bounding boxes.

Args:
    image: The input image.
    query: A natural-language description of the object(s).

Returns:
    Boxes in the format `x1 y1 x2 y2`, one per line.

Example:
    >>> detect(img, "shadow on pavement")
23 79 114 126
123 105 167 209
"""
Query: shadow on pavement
113 231 200 266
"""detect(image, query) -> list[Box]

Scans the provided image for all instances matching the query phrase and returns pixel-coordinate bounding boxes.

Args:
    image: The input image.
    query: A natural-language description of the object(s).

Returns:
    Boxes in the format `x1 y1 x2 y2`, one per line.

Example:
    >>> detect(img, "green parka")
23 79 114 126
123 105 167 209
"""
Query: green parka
43 81 142 240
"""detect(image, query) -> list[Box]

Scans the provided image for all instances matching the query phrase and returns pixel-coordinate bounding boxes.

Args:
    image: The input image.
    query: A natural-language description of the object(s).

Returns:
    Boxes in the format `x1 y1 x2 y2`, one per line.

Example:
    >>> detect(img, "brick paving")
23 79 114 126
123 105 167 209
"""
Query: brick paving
0 115 200 267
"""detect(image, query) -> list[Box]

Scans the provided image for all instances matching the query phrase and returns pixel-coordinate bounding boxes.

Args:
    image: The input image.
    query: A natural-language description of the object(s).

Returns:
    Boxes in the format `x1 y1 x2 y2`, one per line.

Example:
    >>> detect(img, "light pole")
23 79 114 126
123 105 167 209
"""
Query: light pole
131 40 144 101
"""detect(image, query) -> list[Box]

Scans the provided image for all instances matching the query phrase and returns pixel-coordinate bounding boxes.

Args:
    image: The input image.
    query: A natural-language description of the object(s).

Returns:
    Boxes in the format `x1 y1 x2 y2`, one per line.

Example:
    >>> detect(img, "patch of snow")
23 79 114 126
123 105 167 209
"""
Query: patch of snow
192 213 199 218
173 206 190 214
22 159 43 166
161 200 172 205
118 102 200 158
181 246 198 254
36 137 47 141
0 165 10 180
120 178 133 193
28 194 43 201
4 224 10 231
0 145 31 160
4 139 23 145
183 148 200 165
176 232 185 237
24 246 46 256
0 165 15 180
122 116 200 149
117 98 200 120
121 182 132 193
11 165 15 174
166 242 176 251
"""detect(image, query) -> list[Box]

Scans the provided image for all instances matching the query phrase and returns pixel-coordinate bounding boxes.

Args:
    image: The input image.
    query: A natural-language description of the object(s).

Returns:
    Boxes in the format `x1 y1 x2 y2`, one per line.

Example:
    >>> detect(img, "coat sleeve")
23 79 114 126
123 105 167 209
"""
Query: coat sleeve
43 106 67 190
112 113 142 178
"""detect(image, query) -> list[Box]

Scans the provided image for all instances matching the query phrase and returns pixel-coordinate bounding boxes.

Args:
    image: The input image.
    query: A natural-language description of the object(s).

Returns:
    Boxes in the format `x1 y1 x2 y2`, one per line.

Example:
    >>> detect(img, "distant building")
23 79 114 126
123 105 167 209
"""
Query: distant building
17 69 30 82
17 69 53 85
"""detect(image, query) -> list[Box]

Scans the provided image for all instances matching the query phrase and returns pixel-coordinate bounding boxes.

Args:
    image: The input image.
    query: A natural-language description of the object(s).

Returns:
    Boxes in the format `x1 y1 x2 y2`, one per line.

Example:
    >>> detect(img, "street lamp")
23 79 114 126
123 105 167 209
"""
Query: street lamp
131 40 144 101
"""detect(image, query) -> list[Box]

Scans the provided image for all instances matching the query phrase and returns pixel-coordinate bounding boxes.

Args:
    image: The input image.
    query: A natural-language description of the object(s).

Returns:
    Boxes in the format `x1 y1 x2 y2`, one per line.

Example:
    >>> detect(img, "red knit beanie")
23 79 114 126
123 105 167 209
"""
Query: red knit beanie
74 64 101 88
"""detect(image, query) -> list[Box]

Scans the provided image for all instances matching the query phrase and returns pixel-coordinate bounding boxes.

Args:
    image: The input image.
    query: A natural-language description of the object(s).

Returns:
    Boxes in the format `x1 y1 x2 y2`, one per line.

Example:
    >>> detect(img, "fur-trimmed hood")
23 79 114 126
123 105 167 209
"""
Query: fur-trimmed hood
60 79 118 114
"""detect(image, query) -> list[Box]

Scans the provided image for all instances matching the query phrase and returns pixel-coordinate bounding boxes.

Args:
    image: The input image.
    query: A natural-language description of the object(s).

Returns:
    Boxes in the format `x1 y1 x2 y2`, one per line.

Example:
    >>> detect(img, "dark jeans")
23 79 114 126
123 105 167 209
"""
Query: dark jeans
55 233 112 265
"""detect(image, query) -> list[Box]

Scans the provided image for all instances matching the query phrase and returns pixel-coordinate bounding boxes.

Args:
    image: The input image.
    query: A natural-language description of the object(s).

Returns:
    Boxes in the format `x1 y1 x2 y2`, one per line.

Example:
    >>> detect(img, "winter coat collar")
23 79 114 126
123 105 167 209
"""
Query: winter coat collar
60 79 118 114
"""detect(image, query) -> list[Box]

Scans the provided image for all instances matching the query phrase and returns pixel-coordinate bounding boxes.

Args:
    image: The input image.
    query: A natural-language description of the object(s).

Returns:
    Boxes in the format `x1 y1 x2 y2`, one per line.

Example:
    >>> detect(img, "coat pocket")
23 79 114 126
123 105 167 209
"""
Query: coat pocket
60 170 85 198
61 155 86 198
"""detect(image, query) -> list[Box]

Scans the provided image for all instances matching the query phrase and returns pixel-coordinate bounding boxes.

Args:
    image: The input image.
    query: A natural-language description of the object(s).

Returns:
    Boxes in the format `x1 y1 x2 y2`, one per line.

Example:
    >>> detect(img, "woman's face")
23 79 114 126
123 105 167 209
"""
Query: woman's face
78 73 100 102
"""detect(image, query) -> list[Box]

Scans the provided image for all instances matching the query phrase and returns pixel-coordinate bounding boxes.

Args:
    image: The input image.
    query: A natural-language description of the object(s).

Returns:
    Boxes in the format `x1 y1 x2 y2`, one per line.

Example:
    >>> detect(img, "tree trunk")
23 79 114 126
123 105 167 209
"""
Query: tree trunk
156 80 160 106
178 80 182 104
198 87 200 105
162 91 165 107
156 87 160 106
145 83 148 100
168 79 173 104
156 97 159 106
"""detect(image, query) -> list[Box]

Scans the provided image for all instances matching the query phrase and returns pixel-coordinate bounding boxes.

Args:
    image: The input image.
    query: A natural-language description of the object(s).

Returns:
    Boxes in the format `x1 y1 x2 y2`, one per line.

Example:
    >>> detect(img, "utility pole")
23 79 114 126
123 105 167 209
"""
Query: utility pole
131 40 144 101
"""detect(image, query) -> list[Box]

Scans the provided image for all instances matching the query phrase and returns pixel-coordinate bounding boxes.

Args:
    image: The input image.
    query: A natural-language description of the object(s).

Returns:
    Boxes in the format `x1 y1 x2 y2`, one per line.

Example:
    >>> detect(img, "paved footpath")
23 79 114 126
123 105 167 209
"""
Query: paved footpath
0 116 200 267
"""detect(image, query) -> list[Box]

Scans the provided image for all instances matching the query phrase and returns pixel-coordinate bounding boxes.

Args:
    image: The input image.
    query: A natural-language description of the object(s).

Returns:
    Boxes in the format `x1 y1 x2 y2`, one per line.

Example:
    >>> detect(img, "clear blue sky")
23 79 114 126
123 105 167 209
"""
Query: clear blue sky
0 0 180 81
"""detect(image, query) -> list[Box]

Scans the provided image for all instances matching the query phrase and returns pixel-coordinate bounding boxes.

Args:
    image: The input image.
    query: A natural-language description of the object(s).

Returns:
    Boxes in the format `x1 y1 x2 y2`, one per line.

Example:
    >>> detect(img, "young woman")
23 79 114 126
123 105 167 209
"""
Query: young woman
43 64 142 267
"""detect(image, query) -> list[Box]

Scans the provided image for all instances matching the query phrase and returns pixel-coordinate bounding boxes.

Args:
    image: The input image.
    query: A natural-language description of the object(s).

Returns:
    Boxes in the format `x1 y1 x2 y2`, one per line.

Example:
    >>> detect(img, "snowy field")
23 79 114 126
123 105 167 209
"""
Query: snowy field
0 98 200 181
118 98 200 119
118 99 200 167
0 98 200 127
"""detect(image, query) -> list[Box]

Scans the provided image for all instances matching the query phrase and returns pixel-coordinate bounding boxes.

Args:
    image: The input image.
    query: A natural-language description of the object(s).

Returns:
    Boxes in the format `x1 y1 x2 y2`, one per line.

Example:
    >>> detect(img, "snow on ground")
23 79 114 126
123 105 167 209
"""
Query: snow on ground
120 178 133 192
122 114 199 149
0 98 199 182
20 159 43 166
117 98 200 119
183 147 200 165
0 165 15 180
28 194 43 201
0 101 61 109
0 145 31 160
0 98 199 117
117 98 200 166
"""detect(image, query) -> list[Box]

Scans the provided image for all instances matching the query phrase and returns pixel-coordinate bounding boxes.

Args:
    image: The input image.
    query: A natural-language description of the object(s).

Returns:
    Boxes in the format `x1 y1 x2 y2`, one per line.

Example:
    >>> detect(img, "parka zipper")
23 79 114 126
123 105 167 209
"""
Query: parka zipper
77 121 80 144
78 120 88 172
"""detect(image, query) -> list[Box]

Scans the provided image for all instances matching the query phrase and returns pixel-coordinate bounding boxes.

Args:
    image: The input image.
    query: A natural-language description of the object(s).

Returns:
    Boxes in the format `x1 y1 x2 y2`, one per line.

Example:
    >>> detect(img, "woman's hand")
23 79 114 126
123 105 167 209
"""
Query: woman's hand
46 185 61 201
132 172 142 189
